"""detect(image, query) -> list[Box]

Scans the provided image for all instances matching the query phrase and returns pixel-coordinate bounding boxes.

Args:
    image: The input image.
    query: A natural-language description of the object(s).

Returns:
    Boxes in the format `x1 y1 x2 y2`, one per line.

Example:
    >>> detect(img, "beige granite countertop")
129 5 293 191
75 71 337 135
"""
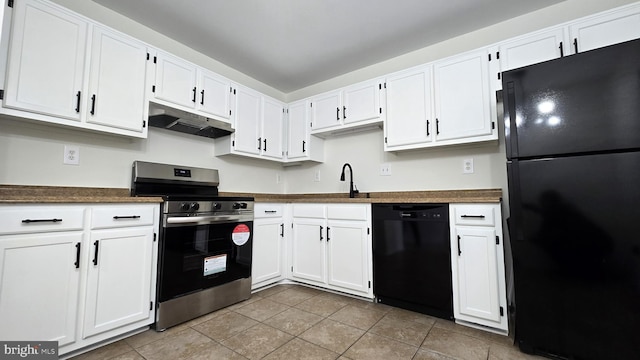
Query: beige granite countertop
1 185 501 204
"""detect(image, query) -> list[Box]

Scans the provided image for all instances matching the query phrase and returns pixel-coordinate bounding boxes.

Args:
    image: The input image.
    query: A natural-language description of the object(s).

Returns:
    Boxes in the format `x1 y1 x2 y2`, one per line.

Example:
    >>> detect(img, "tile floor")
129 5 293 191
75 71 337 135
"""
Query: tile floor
70 284 544 360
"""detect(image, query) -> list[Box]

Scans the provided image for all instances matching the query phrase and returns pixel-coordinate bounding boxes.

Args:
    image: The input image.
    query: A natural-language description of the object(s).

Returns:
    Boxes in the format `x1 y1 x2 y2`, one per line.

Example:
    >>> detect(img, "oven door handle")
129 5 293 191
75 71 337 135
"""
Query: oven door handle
165 215 250 226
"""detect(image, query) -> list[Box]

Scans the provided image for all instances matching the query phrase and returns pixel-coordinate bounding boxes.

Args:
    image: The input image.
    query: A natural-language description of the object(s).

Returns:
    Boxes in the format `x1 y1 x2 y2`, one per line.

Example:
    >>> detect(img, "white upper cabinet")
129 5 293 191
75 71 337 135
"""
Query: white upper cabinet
86 26 148 132
261 96 285 160
153 50 198 109
2 0 148 137
230 84 262 156
285 99 324 163
310 78 385 137
198 69 232 121
434 49 493 143
569 4 640 54
494 27 568 90
384 65 434 150
4 0 87 121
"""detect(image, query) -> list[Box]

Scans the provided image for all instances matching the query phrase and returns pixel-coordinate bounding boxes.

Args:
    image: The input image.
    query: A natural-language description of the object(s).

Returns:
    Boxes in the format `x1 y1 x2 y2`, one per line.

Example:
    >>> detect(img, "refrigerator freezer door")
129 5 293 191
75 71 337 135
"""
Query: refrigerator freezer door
503 38 640 160
508 152 640 359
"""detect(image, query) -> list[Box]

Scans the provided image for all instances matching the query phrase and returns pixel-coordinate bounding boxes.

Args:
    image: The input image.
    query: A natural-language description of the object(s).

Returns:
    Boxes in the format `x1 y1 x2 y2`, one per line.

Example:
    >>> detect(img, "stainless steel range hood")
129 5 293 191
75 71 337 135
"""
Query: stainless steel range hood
148 102 234 139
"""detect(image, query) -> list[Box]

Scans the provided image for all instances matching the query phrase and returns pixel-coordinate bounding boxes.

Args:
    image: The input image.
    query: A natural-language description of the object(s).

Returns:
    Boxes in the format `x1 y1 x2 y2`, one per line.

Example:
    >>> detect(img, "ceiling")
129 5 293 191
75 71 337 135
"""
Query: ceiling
92 0 564 93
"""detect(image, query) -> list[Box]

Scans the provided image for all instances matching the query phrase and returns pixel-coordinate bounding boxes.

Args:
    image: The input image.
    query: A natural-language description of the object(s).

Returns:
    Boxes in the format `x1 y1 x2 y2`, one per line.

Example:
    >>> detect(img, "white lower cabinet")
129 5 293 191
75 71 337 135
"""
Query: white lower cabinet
291 204 373 298
449 203 508 333
252 204 287 289
0 203 158 357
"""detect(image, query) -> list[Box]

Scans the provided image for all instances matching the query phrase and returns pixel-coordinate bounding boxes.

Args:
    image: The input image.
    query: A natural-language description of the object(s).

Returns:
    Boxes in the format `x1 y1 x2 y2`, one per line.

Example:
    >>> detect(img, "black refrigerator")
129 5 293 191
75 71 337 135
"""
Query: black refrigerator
503 38 640 360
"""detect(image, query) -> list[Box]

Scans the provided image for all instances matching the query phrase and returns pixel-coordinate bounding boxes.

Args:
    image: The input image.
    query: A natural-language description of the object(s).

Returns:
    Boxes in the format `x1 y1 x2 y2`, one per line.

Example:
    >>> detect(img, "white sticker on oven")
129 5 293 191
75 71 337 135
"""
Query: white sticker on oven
204 254 226 276
232 224 251 246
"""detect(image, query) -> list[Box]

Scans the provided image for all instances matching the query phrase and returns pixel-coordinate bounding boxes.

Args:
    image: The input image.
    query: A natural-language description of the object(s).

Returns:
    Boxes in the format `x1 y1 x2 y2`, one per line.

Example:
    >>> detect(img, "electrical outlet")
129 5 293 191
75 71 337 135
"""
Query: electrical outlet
314 170 321 182
63 145 80 165
380 163 391 176
463 158 474 174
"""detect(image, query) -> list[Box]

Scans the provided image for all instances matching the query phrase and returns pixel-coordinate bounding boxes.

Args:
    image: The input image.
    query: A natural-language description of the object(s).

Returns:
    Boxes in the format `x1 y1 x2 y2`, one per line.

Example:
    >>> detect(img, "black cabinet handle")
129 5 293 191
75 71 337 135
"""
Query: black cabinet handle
21 218 62 223
343 106 346 119
192 87 197 102
280 223 284 237
75 242 81 269
461 215 485 219
75 91 81 113
457 235 462 256
200 89 205 105
336 107 340 121
436 118 440 135
113 215 141 220
92 240 99 266
90 94 96 115
559 41 564 57
258 137 262 150
302 140 306 153
263 138 267 152
573 38 578 53
426 120 430 136
320 226 324 241
264 210 277 214
327 227 331 241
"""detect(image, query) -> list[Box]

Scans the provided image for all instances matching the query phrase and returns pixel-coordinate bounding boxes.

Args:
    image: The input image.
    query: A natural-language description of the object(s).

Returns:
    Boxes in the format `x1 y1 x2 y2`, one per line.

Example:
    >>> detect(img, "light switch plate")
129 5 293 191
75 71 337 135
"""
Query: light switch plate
380 163 391 176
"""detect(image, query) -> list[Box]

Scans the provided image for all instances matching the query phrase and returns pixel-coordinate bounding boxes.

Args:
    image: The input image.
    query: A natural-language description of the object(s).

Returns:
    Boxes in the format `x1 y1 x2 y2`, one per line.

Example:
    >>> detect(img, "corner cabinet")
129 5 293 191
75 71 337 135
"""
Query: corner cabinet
291 204 373 298
2 0 149 138
252 204 287 289
0 203 159 357
215 85 285 161
449 203 508 333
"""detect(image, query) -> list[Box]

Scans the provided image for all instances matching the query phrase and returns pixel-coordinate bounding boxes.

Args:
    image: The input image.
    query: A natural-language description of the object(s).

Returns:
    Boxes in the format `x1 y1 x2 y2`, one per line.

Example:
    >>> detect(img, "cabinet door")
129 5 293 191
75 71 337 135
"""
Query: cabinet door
454 226 501 325
262 97 284 160
252 217 284 287
310 90 342 131
198 69 232 121
569 6 640 54
232 85 262 155
86 26 147 132
434 50 492 142
0 232 82 346
384 66 434 148
291 218 326 285
326 220 369 294
83 227 153 338
287 100 310 160
154 51 197 108
4 0 87 120
342 79 383 125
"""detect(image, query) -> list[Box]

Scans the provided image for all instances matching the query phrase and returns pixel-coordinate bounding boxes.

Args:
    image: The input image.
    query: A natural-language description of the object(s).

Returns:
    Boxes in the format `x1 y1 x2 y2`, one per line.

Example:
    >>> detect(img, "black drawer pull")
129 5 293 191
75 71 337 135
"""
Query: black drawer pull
461 215 485 219
264 210 277 214
113 215 141 220
22 218 62 223
93 240 99 266
75 242 81 269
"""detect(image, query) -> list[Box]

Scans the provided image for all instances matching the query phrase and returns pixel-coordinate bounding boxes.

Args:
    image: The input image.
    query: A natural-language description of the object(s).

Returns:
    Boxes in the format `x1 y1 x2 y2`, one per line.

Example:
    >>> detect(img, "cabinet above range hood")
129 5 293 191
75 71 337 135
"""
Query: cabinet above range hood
148 102 234 139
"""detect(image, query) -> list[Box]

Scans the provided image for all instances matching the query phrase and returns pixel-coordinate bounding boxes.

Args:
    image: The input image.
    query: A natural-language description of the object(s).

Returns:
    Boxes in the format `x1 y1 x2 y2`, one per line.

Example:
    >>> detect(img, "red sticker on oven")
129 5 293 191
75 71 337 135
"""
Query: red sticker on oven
232 224 251 246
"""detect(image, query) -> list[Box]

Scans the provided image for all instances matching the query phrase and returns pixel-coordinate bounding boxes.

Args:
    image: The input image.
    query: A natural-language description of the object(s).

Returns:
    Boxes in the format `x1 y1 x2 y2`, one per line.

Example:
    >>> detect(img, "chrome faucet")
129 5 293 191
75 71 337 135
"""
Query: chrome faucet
340 163 358 198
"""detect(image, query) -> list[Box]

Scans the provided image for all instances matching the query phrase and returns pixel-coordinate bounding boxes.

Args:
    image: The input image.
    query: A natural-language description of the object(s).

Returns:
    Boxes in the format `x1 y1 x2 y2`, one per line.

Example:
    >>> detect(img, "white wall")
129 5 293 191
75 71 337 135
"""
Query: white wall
0 0 637 194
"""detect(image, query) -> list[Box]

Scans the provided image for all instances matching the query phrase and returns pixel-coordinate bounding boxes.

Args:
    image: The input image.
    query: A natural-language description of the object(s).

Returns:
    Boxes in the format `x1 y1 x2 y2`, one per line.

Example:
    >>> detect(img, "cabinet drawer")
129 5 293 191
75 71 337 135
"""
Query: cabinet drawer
454 205 496 226
292 204 325 218
0 205 85 235
327 205 368 221
254 204 284 218
91 205 155 229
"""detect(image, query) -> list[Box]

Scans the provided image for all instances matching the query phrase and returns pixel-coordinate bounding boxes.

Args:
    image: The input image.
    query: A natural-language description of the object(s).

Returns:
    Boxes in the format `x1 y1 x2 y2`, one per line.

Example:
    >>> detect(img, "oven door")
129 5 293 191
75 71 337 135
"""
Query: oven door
158 219 253 302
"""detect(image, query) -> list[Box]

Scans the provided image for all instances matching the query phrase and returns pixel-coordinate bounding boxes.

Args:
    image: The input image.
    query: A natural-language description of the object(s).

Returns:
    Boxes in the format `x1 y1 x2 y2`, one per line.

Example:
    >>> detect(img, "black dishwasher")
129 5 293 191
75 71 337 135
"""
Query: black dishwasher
372 203 453 320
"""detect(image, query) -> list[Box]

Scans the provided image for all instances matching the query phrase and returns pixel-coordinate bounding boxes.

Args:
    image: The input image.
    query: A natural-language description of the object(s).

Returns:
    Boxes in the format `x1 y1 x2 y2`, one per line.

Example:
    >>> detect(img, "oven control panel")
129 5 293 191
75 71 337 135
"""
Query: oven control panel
165 199 254 215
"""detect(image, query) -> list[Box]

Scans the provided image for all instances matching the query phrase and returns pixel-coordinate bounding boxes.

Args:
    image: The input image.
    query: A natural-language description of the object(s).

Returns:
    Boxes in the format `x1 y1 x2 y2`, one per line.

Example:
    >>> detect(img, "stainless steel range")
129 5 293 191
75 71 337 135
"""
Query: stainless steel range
131 161 254 330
